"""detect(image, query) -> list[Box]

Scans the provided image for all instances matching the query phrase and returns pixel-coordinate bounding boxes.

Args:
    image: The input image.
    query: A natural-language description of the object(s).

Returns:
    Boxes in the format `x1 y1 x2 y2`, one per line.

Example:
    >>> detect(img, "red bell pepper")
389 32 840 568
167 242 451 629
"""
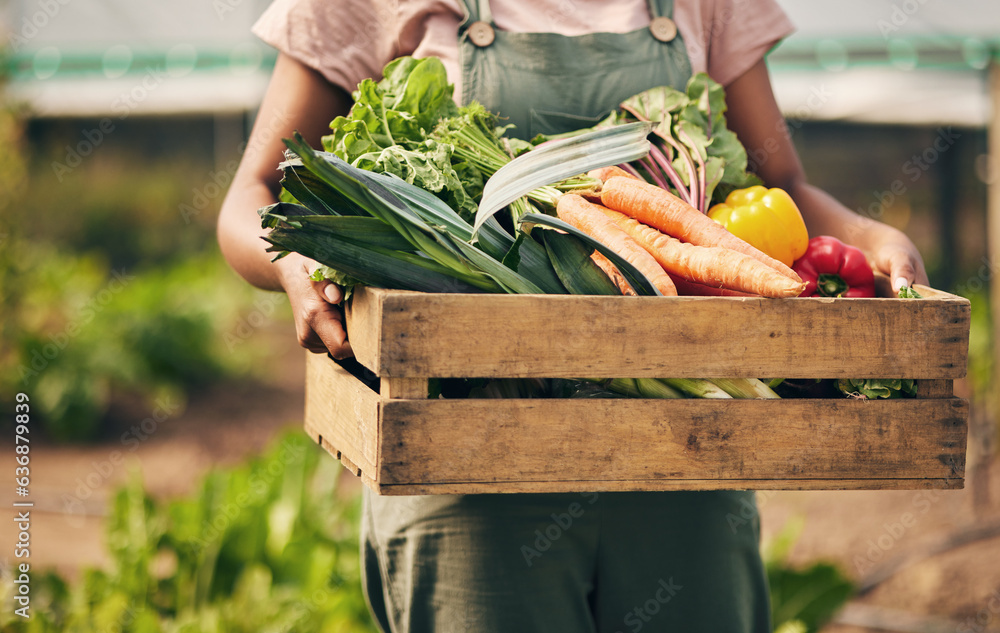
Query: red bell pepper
792 236 876 298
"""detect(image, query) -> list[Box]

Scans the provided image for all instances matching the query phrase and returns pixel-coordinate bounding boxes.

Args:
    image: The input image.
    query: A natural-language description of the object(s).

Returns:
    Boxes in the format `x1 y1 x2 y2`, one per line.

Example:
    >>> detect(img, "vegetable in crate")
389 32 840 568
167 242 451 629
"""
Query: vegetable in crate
792 236 876 298
597 176 804 284
707 185 809 268
609 73 762 212
837 378 917 400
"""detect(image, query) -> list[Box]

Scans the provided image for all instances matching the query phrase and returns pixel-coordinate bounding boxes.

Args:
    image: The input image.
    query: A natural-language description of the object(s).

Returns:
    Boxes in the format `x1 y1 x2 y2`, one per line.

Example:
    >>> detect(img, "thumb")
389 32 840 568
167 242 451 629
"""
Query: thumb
884 251 917 293
309 277 343 305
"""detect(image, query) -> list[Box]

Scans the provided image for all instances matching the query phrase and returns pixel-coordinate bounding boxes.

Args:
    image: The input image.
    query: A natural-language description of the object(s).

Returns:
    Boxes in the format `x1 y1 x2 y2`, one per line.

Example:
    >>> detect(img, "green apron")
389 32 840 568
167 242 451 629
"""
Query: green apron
361 2 770 631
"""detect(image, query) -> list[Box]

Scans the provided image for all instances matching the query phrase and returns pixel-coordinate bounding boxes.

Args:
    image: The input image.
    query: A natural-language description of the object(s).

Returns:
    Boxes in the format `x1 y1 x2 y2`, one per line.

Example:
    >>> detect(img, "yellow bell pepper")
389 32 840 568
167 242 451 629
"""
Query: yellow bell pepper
707 186 809 267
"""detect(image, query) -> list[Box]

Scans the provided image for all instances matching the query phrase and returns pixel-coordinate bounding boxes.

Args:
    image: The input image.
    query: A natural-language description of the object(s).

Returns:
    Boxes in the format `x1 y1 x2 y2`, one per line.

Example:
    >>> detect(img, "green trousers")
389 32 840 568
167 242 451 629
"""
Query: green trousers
362 489 770 632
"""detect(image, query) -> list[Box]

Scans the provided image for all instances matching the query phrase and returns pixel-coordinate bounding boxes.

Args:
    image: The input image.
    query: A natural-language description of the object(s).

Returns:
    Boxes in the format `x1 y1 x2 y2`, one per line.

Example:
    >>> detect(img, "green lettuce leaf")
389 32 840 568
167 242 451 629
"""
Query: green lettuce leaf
836 378 917 400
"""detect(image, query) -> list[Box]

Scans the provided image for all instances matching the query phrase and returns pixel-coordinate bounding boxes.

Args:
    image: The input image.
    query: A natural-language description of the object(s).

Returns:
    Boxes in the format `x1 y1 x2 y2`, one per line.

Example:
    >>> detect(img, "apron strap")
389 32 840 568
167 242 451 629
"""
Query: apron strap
648 0 677 19
477 0 495 25
457 0 494 29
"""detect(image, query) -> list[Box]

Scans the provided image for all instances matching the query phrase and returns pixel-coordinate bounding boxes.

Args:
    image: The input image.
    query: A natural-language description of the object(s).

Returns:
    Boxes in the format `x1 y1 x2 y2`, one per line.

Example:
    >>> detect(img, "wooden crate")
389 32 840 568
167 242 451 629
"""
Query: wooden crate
304 285 971 494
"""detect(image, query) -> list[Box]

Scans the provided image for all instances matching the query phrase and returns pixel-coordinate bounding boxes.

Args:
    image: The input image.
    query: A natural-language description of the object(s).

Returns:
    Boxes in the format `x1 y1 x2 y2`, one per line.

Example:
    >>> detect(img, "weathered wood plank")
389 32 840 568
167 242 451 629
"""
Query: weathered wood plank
917 379 954 399
344 285 384 375
381 377 428 399
352 287 970 379
373 477 965 495
304 352 381 478
377 398 968 486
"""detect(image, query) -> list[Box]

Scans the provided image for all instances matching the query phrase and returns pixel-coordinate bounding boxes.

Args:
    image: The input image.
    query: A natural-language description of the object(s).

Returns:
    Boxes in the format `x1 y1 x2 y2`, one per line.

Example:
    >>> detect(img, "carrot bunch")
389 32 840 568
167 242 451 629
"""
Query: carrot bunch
556 171 806 299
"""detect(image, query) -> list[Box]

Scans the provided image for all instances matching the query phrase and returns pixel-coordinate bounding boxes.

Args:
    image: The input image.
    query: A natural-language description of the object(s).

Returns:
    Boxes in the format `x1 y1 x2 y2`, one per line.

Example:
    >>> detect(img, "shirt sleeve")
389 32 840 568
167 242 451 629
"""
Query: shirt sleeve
251 0 404 93
704 0 795 86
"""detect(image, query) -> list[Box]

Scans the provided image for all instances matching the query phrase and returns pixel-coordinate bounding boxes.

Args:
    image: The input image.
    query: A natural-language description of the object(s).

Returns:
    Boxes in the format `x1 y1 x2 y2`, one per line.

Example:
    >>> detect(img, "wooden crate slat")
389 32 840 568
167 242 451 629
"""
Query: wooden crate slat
377 398 968 486
349 287 970 379
305 353 381 478
372 478 965 495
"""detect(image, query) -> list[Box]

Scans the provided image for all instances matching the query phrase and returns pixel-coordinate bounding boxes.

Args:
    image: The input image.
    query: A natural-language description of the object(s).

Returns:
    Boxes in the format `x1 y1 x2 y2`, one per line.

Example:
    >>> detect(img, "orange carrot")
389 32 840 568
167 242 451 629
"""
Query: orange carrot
556 194 677 296
588 165 639 182
591 252 637 296
668 275 754 297
599 206 806 298
600 177 801 281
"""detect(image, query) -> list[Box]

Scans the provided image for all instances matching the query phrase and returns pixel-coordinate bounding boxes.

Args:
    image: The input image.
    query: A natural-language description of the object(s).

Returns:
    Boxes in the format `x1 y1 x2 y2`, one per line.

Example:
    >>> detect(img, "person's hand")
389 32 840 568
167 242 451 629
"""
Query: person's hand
864 225 929 292
274 252 354 359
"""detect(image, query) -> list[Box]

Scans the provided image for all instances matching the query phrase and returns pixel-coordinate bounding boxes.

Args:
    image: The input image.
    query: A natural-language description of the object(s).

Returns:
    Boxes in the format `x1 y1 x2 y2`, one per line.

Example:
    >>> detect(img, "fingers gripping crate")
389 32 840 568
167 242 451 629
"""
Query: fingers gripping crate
303 285 970 495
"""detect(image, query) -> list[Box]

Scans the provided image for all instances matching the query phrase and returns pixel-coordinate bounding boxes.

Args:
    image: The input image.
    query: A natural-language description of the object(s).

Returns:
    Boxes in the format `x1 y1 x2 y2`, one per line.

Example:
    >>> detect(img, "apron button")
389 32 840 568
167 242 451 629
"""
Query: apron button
468 21 496 47
649 16 678 43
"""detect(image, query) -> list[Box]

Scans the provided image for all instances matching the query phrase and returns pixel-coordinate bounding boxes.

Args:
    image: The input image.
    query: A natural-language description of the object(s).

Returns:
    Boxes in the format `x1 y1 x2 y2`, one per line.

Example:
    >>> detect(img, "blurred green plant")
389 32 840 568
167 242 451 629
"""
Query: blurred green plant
0 106 291 441
962 290 993 409
765 516 855 633
0 239 289 440
0 431 377 633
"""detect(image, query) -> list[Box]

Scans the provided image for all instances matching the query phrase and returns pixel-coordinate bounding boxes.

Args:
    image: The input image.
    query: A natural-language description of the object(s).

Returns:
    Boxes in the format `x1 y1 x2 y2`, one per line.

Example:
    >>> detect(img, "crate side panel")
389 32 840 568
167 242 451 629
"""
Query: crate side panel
344 286 385 376
369 293 970 379
378 398 968 485
304 353 382 478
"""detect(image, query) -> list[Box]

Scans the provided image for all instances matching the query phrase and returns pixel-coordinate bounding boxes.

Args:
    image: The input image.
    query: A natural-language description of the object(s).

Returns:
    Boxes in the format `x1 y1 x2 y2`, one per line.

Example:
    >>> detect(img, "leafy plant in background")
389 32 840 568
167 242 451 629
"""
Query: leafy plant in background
765 516 855 633
963 290 993 409
0 239 287 441
0 432 378 633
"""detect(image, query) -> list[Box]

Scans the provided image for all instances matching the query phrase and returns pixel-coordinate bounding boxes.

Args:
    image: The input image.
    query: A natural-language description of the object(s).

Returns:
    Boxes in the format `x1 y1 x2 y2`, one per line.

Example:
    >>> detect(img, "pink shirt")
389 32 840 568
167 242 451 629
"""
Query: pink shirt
252 0 794 100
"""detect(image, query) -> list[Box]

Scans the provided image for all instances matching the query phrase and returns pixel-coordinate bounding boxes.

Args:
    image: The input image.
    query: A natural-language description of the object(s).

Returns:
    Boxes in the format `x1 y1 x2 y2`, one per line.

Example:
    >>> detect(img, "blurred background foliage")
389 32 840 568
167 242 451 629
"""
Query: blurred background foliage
0 432 378 633
0 107 291 442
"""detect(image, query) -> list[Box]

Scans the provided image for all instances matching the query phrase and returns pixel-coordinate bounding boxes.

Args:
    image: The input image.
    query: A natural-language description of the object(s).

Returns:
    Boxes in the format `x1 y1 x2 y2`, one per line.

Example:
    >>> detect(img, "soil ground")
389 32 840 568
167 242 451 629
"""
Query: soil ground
4 326 999 632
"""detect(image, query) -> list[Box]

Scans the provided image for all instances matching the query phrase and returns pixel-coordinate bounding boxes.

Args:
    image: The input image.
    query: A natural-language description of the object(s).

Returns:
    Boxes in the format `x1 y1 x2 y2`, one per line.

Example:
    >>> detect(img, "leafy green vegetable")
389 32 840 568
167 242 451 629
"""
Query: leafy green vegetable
354 140 481 220
898 285 923 298
616 73 761 210
836 378 917 400
320 57 490 223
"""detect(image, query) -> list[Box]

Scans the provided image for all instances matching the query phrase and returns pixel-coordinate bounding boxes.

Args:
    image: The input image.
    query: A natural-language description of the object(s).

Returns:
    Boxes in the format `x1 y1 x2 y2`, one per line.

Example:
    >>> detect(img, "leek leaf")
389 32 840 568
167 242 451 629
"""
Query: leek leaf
540 230 619 296
264 229 495 293
473 122 654 234
519 213 660 296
